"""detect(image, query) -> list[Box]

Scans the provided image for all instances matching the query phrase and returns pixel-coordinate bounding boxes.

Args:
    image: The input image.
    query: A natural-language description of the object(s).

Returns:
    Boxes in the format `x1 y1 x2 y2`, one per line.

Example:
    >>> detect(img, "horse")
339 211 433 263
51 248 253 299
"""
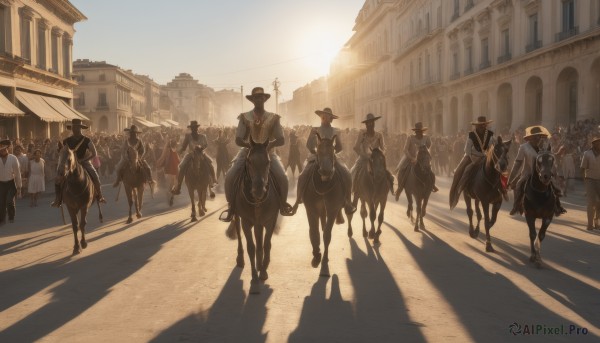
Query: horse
56 146 103 255
184 146 213 222
215 137 230 182
228 138 281 294
122 146 145 224
302 133 353 276
463 137 512 252
355 148 391 244
402 145 433 232
523 149 557 268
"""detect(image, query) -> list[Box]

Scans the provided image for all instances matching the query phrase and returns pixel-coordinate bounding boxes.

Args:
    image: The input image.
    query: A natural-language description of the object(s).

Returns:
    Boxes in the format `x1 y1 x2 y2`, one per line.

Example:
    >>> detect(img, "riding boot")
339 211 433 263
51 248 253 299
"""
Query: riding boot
93 179 107 204
51 183 62 207
431 171 438 193
171 166 186 195
510 184 524 216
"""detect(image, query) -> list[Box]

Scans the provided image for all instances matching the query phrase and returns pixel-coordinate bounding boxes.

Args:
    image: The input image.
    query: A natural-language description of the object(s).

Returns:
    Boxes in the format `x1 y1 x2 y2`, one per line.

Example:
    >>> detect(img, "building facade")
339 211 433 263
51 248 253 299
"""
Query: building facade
162 73 216 127
0 0 86 139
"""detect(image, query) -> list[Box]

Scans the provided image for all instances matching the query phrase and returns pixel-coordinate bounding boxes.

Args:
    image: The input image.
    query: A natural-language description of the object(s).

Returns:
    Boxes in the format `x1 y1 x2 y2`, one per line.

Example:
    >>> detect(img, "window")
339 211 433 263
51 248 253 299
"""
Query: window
452 52 459 78
527 14 541 52
480 38 490 69
465 46 472 73
20 13 31 61
452 0 460 21
502 29 510 56
78 92 85 106
37 22 46 69
0 5 7 54
98 91 107 107
465 0 474 11
562 0 575 31
99 73 105 81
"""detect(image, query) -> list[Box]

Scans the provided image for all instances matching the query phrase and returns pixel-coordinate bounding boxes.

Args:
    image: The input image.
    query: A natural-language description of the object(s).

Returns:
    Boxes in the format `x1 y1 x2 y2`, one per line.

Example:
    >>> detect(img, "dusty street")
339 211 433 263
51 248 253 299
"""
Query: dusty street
1 176 599 343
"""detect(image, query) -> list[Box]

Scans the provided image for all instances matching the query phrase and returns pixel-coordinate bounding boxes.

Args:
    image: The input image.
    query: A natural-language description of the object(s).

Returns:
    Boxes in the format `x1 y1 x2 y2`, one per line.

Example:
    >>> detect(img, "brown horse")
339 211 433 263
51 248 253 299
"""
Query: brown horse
184 146 213 222
227 138 281 294
56 146 103 255
524 149 557 268
355 148 391 244
401 145 433 232
302 133 353 276
122 146 145 224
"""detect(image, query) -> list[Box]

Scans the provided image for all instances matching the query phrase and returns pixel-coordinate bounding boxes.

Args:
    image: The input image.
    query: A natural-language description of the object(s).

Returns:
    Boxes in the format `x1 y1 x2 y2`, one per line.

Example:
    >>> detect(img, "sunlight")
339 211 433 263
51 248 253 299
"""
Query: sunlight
297 27 343 76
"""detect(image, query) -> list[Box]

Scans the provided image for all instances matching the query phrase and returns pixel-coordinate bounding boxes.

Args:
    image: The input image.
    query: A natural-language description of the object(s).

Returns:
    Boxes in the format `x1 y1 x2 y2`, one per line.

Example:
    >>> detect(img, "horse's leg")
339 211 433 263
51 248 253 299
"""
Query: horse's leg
136 187 143 218
80 207 88 250
189 186 197 222
261 218 276 281
535 217 552 268
307 208 322 268
254 225 266 280
489 201 501 227
235 217 244 268
346 202 354 238
406 192 414 223
474 198 482 235
482 202 495 252
375 200 386 244
464 194 476 238
320 212 335 278
126 187 133 224
368 202 377 239
360 199 368 237
200 187 207 214
414 196 421 232
526 215 538 263
241 219 260 294
69 208 81 255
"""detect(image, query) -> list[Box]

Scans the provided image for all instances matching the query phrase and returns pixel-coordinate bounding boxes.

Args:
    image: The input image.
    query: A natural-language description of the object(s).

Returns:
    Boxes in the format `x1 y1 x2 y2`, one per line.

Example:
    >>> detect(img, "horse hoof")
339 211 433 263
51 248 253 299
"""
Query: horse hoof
368 230 375 239
126 218 133 224
136 213 142 219
485 245 495 253
72 248 81 255
529 255 536 262
249 280 261 294
469 230 477 239
259 271 269 281
81 241 87 249
199 211 205 217
414 226 419 232
311 254 322 268
191 216 198 222
236 257 245 269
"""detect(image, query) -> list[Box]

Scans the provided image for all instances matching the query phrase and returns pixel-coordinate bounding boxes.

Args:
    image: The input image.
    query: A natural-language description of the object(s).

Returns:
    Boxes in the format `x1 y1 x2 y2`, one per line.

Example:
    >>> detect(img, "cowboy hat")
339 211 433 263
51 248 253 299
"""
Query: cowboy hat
471 116 493 125
124 125 142 133
187 120 200 128
523 125 551 138
66 118 89 130
245 87 271 102
411 122 428 131
592 136 600 144
0 139 11 150
361 113 382 123
315 107 339 119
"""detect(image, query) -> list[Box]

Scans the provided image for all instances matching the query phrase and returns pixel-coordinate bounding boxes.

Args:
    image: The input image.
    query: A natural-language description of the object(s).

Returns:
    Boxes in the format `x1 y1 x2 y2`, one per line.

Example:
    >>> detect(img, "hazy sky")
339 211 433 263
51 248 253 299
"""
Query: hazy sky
70 0 365 100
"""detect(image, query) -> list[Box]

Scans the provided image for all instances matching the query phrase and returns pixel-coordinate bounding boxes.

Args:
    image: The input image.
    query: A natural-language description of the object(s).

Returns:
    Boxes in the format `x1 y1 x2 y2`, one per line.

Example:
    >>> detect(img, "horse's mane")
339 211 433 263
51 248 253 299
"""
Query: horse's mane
58 145 76 171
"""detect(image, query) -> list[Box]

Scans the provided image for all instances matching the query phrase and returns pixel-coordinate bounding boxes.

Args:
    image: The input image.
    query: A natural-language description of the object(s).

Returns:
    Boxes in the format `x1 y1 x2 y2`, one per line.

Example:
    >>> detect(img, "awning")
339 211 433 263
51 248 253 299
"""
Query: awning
43 96 89 121
160 121 172 127
0 92 24 117
165 119 179 126
134 116 160 128
16 91 67 122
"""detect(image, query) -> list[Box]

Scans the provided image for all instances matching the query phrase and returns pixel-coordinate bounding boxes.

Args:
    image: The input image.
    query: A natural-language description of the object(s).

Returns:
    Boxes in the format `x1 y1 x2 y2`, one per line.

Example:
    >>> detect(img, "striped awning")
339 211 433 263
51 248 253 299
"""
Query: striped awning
134 116 160 128
16 91 89 122
165 119 179 126
0 92 24 117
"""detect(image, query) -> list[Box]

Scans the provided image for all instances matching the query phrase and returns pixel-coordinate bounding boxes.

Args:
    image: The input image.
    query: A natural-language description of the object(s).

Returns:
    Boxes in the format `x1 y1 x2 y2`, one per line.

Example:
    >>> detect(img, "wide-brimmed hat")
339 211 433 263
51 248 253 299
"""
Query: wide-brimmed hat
124 125 142 133
411 122 428 132
66 118 89 130
315 107 339 119
523 125 551 138
0 139 11 149
187 120 200 128
591 136 600 144
471 116 493 125
361 113 382 123
245 87 271 102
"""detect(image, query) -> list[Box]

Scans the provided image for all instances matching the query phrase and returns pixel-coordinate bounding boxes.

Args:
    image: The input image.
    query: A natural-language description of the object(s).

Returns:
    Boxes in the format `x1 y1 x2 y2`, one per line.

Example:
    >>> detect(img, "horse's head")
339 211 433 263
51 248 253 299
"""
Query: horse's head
368 147 387 180
535 149 555 186
488 136 512 174
315 132 336 181
416 145 432 170
126 146 138 166
56 145 76 180
246 137 270 200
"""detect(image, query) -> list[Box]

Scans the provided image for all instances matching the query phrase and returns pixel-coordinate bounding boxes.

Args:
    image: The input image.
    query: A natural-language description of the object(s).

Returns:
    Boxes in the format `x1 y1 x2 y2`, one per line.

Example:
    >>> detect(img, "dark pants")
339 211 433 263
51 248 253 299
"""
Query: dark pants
0 180 17 224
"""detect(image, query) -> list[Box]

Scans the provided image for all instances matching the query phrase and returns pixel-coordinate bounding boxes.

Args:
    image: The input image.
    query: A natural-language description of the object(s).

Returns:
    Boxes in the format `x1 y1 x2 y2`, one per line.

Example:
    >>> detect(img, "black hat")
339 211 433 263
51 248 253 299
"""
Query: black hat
0 139 11 149
315 107 339 119
187 120 200 128
124 125 142 133
245 87 271 102
411 122 428 132
66 118 89 130
471 116 493 126
361 113 382 123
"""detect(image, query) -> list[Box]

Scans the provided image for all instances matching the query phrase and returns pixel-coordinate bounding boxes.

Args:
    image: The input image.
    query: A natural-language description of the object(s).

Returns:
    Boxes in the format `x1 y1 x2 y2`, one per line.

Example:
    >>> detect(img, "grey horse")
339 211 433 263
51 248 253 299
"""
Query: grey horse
56 146 103 255
301 133 353 277
355 148 392 244
401 145 433 232
177 146 214 222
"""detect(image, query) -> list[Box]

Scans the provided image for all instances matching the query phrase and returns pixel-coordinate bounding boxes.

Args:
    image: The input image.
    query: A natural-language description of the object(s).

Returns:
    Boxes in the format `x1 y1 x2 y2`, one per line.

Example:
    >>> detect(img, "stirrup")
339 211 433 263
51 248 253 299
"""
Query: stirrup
219 209 234 222
51 199 62 208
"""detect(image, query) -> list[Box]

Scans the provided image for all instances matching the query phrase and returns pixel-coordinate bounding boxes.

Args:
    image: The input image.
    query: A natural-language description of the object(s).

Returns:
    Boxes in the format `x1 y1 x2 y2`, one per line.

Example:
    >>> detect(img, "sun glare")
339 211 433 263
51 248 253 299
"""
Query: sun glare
298 28 343 76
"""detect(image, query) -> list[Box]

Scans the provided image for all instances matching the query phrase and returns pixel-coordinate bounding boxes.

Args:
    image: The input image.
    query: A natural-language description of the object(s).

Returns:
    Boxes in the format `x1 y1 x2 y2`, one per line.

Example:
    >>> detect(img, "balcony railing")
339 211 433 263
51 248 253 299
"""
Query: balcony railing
464 67 473 76
96 104 109 111
479 60 491 70
556 26 579 42
525 40 542 53
450 71 461 81
497 53 512 64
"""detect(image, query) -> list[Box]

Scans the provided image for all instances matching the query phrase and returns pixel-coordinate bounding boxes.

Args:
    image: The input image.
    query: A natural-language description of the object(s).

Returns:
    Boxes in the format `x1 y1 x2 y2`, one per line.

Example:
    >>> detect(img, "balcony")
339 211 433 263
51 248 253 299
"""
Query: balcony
525 40 542 53
96 104 109 111
497 53 512 64
479 60 491 71
464 67 473 76
556 26 579 42
450 71 461 81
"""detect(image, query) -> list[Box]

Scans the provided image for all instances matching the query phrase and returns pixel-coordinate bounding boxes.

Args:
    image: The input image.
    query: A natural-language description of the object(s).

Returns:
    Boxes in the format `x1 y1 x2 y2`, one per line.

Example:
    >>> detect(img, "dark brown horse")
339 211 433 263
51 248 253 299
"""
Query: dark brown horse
463 137 511 252
228 138 281 294
184 146 213 221
401 145 433 232
523 149 556 268
122 146 145 224
302 133 352 277
56 146 103 255
355 148 391 244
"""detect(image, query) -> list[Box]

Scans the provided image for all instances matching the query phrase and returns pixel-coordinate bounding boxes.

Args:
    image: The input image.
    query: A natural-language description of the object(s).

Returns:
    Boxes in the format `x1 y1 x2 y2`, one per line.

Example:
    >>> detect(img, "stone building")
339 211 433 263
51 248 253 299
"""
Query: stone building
162 73 215 126
0 0 87 139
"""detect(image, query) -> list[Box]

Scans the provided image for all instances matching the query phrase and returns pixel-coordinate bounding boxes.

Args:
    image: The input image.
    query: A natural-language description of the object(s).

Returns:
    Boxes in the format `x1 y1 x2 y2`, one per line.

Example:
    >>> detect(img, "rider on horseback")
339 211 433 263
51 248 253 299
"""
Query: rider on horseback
395 122 438 199
508 125 566 216
351 113 395 206
112 125 154 188
293 107 356 215
171 120 217 196
51 119 106 207
219 87 294 222
449 116 495 209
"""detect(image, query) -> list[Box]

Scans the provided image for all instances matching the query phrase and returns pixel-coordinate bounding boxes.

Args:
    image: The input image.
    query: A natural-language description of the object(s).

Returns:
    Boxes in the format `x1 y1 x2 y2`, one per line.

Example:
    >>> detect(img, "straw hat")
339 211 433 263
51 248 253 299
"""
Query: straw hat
523 125 551 138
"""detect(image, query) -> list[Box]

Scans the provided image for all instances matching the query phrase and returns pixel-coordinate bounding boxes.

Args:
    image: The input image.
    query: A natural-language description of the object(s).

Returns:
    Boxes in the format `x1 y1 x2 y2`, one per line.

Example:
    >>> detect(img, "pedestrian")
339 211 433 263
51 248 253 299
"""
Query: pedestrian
0 139 22 226
27 149 45 207
580 136 600 230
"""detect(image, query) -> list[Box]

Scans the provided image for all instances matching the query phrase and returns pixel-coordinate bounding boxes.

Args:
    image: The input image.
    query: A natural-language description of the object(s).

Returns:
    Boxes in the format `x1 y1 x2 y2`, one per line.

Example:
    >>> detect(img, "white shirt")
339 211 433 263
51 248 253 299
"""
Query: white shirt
581 149 600 180
514 142 539 180
0 154 22 188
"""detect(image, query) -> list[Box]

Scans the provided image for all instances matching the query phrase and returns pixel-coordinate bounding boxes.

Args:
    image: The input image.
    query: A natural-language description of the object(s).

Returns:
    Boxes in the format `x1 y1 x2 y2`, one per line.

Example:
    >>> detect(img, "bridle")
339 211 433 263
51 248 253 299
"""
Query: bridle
242 146 271 205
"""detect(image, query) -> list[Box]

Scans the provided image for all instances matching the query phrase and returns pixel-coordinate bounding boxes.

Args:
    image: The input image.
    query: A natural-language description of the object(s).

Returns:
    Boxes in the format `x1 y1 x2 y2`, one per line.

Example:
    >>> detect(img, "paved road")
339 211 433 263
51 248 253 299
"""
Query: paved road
1 176 599 342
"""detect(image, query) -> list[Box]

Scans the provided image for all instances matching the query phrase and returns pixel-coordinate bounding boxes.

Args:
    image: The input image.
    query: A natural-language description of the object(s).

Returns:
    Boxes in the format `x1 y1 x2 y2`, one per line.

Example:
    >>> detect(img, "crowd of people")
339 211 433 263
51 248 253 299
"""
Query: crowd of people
1 112 599 228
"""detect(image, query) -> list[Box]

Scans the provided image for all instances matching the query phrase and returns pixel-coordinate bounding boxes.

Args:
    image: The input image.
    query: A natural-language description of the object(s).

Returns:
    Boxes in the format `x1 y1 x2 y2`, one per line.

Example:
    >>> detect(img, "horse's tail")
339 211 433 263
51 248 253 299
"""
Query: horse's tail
225 217 237 240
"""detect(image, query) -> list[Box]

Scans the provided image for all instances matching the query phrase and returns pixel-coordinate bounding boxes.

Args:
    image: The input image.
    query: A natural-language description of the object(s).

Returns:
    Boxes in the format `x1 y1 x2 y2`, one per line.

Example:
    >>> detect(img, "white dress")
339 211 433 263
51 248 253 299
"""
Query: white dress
28 159 45 193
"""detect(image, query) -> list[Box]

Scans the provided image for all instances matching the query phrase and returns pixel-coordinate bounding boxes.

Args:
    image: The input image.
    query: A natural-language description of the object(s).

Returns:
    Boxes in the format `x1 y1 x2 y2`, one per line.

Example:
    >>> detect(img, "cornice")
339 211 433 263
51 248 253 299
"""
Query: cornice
37 0 87 25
